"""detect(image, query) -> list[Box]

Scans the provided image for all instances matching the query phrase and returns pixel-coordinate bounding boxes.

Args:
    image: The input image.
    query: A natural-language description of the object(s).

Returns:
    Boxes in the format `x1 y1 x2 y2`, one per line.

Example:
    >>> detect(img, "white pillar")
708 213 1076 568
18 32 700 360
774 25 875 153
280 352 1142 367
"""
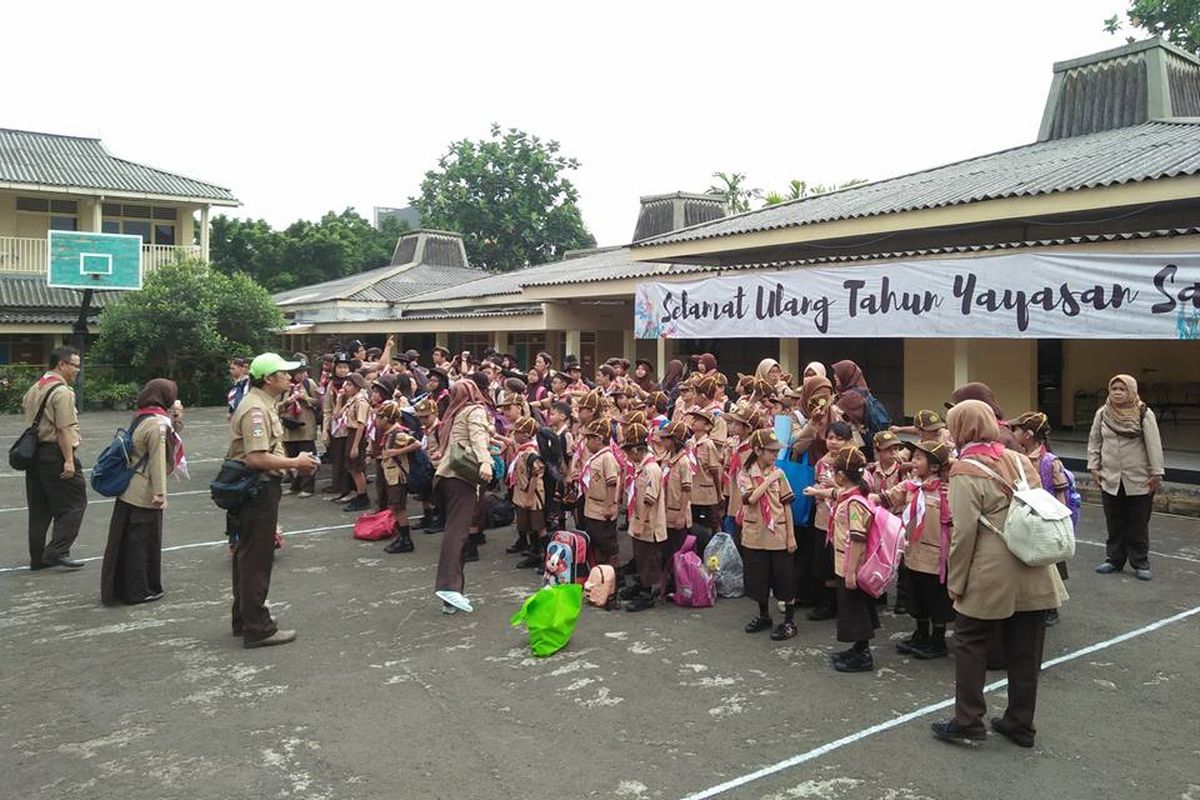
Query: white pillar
435 332 449 350
565 329 582 361
199 205 211 262
778 338 799 380
493 331 508 355
655 337 670 380
953 338 969 388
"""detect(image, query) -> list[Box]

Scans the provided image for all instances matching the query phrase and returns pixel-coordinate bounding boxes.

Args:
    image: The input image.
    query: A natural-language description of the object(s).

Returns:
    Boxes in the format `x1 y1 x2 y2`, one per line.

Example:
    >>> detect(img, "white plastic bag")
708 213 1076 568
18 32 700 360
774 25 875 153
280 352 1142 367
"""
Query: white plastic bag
702 532 744 598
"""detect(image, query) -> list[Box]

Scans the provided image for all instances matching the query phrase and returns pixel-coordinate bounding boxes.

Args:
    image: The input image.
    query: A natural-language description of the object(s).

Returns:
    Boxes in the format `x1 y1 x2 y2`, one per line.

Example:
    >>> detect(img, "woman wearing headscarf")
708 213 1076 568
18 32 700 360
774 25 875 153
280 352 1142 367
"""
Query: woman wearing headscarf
696 353 718 375
931 400 1066 747
790 375 841 462
946 382 1020 451
803 361 827 380
1088 374 1164 580
433 380 495 614
632 359 658 394
831 360 869 430
100 379 186 606
660 359 686 416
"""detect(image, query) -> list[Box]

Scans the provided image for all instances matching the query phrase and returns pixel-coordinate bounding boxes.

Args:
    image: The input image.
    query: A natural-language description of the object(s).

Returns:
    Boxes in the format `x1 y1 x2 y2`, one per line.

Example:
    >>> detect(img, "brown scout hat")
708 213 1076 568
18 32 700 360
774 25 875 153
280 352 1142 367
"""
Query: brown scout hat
497 392 525 408
646 390 668 407
578 390 603 412
686 408 715 426
831 445 868 472
347 372 368 389
914 439 953 466
913 409 947 431
512 416 538 436
873 430 904 451
1008 411 1051 436
584 419 612 439
749 428 783 451
725 404 761 429
413 398 438 417
621 423 650 449
656 420 689 443
623 410 647 427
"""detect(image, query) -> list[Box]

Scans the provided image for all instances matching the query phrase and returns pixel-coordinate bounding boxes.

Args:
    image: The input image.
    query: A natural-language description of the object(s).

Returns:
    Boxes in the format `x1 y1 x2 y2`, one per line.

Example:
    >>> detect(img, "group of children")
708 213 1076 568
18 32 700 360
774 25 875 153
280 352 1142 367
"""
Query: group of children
272 345 1078 673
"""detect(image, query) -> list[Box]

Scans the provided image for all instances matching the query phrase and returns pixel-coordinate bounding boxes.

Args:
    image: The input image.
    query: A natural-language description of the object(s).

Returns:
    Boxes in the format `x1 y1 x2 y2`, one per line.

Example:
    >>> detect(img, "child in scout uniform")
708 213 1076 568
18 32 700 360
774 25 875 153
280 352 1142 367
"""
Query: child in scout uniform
581 418 622 568
566 391 603 525
687 407 725 556
281 365 319 497
672 379 697 424
341 372 372 512
874 440 955 658
804 421 854 621
622 423 668 612
805 445 880 673
738 429 799 641
647 391 670 429
414 398 444 533
324 354 353 499
892 409 954 448
656 421 694 559
372 401 421 555
867 430 907 505
507 417 547 568
696 375 729 448
723 404 760 542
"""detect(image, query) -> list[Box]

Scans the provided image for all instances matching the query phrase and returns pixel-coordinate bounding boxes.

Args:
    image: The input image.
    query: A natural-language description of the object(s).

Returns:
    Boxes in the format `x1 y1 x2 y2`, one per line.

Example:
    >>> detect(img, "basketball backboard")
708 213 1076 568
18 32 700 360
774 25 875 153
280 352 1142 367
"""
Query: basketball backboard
47 230 143 290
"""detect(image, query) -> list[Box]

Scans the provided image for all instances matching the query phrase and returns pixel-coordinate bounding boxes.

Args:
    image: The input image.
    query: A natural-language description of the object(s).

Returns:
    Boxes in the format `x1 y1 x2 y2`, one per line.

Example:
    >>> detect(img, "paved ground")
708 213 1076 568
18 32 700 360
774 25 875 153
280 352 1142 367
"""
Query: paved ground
1 407 1198 800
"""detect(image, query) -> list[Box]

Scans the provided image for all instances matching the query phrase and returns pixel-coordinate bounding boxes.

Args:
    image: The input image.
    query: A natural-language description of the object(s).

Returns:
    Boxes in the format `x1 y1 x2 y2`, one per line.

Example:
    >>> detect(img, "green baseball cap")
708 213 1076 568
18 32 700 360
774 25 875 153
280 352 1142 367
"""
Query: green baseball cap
249 352 303 379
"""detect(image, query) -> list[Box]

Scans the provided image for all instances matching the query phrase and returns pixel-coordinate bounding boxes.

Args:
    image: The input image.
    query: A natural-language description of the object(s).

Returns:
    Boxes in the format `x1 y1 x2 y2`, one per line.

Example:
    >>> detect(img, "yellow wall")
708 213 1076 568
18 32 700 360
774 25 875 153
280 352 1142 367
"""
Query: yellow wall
903 338 1035 420
903 339 957 417
1062 339 1200 425
0 193 15 235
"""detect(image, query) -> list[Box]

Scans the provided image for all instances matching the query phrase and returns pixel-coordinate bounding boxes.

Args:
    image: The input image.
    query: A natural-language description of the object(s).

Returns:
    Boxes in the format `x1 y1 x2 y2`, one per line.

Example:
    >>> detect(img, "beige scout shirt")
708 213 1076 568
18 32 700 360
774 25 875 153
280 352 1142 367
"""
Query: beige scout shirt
228 386 287 476
1086 407 1165 497
346 392 371 431
375 428 414 486
737 462 796 552
511 442 544 511
434 405 492 481
881 479 946 576
663 450 693 530
280 378 318 443
812 454 836 530
120 413 170 509
582 446 620 520
691 435 724 506
22 375 80 448
830 491 871 578
948 454 1068 620
629 457 667 543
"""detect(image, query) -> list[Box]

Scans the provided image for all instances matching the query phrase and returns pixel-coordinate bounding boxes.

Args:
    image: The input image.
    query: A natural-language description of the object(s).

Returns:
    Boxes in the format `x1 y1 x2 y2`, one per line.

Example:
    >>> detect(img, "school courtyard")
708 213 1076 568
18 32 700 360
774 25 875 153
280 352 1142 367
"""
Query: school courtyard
1 405 1197 800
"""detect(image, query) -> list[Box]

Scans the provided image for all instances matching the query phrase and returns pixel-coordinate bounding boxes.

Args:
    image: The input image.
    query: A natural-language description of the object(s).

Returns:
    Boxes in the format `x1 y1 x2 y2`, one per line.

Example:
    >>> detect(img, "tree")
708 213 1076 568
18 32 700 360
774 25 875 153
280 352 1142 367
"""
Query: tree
707 171 761 213
209 209 409 293
761 178 869 206
1105 1 1200 54
93 258 284 404
412 124 596 271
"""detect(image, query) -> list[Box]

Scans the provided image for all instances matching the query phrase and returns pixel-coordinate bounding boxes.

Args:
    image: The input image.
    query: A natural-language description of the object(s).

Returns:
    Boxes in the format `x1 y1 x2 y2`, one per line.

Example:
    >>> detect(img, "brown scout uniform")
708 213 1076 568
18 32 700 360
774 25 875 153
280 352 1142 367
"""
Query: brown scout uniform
281 378 318 493
227 386 288 644
881 477 955 625
345 391 371 473
375 428 414 512
630 454 668 591
830 489 879 643
663 449 693 533
737 460 797 605
511 441 546 533
22 373 87 566
582 444 621 566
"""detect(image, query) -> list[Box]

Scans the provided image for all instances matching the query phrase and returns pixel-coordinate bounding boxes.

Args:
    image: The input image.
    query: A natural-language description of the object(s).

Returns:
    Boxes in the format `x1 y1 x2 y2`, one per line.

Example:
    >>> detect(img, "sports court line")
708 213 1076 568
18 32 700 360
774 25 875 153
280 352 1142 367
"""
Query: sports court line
0 522 355 574
0 488 212 514
1074 538 1200 565
678 603 1200 800
0 457 224 480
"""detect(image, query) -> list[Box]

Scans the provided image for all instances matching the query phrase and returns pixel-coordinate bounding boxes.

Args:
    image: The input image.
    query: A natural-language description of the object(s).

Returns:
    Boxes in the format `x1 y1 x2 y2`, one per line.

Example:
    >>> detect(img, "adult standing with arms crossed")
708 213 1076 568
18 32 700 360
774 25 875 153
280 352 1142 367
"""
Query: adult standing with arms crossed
22 345 87 570
228 353 319 648
1089 374 1165 581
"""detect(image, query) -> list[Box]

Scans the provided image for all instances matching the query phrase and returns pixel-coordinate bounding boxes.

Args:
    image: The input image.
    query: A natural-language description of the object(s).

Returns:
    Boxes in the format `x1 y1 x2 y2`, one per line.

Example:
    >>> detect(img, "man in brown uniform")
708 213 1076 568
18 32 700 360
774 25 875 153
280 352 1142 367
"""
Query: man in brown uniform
228 353 320 648
22 346 87 570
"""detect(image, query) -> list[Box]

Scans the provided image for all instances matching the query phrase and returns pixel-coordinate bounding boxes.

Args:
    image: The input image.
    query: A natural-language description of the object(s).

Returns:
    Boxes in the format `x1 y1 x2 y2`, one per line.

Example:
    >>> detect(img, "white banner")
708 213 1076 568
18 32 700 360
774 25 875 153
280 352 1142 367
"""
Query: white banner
634 252 1200 340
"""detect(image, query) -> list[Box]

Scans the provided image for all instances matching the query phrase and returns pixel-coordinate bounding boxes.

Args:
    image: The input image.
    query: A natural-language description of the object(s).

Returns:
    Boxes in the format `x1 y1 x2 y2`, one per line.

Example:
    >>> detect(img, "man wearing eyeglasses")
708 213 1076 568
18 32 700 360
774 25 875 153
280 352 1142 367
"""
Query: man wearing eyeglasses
22 345 87 571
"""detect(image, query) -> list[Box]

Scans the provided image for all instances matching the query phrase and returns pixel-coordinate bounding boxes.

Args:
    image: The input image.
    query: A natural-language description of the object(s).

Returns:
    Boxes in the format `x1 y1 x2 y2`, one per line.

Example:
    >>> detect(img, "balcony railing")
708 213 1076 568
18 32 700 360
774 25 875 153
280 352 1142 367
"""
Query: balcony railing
0 236 202 275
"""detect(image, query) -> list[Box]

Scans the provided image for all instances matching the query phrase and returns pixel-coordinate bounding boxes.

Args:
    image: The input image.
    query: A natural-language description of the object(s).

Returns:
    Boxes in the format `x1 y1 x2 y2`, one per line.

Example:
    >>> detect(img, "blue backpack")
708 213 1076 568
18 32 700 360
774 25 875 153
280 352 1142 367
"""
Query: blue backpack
91 414 154 497
406 446 434 497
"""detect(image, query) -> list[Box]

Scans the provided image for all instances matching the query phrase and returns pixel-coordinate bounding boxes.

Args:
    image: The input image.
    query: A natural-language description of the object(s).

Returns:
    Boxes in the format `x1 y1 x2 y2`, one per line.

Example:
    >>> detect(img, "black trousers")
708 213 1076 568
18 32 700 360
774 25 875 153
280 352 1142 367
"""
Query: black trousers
327 436 349 495
285 441 316 492
1101 483 1154 570
953 611 1047 739
792 526 820 605
100 500 163 605
26 444 87 566
231 481 282 643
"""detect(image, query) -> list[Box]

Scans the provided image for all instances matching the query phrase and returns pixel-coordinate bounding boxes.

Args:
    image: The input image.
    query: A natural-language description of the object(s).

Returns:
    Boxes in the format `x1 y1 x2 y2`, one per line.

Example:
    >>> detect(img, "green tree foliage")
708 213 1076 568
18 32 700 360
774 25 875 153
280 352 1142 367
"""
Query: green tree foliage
412 124 595 271
1105 0 1200 53
209 209 410 292
762 178 869 206
707 171 761 213
92 258 284 404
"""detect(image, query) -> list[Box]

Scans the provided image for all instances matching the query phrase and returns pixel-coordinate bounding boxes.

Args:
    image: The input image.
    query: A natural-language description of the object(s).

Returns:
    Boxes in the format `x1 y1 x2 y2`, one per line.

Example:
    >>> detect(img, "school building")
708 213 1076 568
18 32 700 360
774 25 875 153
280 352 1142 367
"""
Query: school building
0 128 238 364
278 37 1200 433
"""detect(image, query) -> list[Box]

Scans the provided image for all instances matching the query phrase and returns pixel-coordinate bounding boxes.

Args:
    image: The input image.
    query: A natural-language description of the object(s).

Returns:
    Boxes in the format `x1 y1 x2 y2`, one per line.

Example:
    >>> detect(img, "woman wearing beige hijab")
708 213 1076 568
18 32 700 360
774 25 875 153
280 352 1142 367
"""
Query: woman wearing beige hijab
930 400 1066 748
1088 374 1164 580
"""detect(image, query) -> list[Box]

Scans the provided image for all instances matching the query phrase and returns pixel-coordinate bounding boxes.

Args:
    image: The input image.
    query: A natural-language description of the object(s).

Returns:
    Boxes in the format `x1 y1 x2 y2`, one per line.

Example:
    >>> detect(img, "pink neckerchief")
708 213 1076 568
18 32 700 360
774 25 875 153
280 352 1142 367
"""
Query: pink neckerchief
735 467 777 532
627 452 657 519
959 441 1006 460
724 441 751 491
138 405 189 479
580 445 612 492
508 441 538 488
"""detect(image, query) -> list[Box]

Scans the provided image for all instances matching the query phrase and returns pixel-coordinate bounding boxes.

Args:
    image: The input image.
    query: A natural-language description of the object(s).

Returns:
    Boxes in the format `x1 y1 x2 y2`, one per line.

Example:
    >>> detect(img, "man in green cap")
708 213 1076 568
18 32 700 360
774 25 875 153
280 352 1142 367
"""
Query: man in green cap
228 352 320 648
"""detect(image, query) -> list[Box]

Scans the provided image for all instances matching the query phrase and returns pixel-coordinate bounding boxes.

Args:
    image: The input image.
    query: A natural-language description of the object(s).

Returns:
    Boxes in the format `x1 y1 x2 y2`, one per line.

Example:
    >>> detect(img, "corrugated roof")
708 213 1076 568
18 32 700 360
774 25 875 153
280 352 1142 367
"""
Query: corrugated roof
398 305 543 321
352 262 489 302
0 128 237 203
634 121 1200 248
0 275 111 309
0 309 97 325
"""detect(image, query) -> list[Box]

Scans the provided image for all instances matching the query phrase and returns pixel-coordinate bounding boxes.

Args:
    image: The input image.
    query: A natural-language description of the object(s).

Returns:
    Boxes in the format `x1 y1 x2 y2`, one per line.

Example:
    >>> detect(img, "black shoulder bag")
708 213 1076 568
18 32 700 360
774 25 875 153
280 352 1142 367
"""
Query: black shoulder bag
210 459 262 511
9 384 63 471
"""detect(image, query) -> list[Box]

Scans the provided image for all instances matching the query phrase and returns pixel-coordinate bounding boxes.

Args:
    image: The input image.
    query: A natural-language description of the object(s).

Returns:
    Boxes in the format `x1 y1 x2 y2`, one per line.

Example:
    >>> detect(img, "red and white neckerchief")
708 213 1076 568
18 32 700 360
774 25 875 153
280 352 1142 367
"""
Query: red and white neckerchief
735 467 776 532
508 441 538 488
627 452 657 520
420 420 440 451
684 436 701 473
580 445 612 492
139 405 189 479
37 372 64 388
724 441 751 492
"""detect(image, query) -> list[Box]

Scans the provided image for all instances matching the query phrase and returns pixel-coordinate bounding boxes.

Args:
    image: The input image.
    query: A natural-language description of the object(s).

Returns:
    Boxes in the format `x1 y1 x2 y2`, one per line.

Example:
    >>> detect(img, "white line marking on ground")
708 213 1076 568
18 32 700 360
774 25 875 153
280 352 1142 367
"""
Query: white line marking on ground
0 488 211 513
679 604 1200 800
1075 538 1200 565
0 522 355 574
0 457 224 480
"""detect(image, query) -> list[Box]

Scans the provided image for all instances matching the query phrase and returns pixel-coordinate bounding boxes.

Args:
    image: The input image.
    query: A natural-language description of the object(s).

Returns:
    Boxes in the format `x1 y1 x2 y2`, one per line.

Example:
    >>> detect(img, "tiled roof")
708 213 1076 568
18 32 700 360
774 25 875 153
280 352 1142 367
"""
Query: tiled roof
634 121 1200 248
0 128 237 203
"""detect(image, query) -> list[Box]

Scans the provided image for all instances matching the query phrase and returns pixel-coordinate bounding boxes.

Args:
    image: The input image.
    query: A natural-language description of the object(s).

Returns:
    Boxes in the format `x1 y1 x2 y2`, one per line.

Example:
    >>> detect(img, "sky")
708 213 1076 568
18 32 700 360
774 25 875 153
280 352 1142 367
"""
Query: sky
3 1 1133 247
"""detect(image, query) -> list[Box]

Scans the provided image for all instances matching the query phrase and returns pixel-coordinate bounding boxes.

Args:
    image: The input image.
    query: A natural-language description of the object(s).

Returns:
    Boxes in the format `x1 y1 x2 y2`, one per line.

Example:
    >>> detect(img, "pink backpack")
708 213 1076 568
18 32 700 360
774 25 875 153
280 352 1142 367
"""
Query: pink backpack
670 534 717 608
353 509 395 541
584 565 616 607
842 498 906 598
547 530 593 585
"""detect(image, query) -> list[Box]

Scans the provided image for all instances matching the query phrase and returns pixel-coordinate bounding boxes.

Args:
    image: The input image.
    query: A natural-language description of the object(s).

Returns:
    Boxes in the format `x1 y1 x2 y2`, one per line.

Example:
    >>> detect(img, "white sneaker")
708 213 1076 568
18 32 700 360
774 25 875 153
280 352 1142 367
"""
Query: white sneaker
435 590 474 613
296 491 313 498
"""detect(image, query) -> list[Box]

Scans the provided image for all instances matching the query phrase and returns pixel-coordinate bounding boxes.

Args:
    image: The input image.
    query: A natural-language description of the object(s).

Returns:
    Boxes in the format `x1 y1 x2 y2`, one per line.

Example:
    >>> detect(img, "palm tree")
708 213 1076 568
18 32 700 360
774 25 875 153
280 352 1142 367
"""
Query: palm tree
708 171 760 213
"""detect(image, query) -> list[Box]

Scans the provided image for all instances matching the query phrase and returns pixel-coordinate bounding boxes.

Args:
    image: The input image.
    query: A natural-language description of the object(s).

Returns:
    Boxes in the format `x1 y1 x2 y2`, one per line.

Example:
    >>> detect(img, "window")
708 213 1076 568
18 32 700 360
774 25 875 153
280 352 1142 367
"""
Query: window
16 196 77 234
101 203 178 244
49 216 77 231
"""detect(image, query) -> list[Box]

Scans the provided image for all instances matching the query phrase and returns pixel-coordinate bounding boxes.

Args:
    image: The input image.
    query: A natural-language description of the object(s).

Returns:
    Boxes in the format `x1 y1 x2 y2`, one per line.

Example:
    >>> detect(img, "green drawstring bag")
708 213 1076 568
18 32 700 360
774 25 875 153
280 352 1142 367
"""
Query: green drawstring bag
509 583 584 657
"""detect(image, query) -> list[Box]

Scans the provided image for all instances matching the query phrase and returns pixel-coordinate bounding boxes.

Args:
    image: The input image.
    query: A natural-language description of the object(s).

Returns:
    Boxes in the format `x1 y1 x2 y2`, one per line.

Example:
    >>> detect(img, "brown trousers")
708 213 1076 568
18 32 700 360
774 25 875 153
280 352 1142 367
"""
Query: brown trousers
232 481 281 643
953 610 1047 739
632 538 668 593
26 443 87 565
585 516 619 567
435 477 478 593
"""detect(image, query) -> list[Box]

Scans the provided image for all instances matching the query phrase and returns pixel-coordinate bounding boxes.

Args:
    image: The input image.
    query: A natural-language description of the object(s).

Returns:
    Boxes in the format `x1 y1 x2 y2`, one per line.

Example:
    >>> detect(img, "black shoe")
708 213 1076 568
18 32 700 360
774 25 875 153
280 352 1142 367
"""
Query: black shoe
744 616 773 633
807 605 836 621
462 543 479 563
343 495 370 512
505 536 529 554
769 621 798 641
625 593 656 612
29 562 50 571
425 518 445 534
990 716 1035 748
604 597 621 611
383 533 414 554
46 556 85 569
931 719 987 743
910 638 949 660
833 649 874 672
618 584 642 601
896 631 927 655
515 553 542 569
831 646 857 664
1045 609 1060 627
